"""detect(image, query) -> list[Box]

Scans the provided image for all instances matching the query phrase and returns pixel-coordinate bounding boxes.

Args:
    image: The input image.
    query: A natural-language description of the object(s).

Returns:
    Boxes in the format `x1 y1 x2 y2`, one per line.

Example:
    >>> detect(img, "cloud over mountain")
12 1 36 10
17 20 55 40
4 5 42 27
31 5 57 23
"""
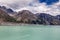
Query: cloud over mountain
0 0 60 16
0 0 34 9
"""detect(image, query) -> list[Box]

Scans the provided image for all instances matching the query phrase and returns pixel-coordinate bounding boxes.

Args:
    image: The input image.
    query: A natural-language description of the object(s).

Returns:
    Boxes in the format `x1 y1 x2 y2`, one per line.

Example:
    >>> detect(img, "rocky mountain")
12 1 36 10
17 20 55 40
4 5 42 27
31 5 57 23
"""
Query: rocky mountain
55 15 60 20
0 6 14 13
0 5 60 25
37 13 60 25
0 9 16 23
14 10 38 24
10 10 60 25
0 6 17 17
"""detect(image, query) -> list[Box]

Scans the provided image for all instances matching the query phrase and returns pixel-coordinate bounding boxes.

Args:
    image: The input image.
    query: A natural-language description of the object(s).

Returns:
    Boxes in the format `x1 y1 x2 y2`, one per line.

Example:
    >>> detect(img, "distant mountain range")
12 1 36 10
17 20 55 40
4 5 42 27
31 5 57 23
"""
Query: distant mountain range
0 6 60 25
0 6 14 13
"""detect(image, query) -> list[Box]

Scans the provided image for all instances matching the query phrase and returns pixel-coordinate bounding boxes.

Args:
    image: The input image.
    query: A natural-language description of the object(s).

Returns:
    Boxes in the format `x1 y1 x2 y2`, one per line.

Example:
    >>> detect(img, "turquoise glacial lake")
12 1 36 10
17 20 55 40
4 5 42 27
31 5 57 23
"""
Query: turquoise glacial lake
0 25 60 40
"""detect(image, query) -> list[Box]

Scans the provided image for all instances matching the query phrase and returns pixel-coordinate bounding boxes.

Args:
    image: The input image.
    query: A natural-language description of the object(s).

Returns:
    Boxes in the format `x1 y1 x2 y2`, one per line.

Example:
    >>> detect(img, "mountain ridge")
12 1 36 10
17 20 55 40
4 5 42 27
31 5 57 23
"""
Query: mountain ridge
0 6 60 25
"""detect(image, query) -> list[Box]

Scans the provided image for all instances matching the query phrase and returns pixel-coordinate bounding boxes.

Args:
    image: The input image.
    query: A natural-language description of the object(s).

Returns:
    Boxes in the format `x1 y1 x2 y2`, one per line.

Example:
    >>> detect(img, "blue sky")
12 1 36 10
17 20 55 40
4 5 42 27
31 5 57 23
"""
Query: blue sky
39 0 59 5
0 0 60 16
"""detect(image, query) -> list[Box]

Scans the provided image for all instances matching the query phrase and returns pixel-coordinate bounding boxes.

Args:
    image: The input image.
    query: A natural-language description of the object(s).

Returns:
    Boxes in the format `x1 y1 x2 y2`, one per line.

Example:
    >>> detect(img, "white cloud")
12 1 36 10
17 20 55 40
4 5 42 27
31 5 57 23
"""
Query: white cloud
20 1 60 16
16 2 60 16
0 0 34 9
0 0 60 16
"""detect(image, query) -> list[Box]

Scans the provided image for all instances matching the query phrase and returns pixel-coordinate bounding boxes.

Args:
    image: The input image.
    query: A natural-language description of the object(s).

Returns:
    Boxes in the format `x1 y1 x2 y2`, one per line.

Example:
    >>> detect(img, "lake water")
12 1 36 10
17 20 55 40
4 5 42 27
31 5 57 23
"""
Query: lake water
0 25 60 40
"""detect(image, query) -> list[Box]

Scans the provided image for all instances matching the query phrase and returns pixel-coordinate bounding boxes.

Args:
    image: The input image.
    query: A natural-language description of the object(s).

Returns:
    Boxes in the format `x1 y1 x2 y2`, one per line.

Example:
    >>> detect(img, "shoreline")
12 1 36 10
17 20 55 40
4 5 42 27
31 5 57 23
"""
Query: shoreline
0 22 60 26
